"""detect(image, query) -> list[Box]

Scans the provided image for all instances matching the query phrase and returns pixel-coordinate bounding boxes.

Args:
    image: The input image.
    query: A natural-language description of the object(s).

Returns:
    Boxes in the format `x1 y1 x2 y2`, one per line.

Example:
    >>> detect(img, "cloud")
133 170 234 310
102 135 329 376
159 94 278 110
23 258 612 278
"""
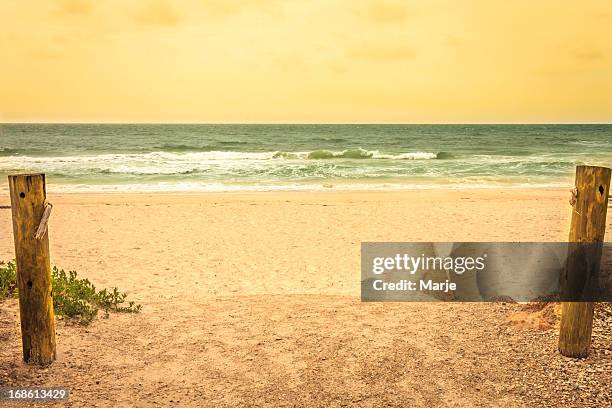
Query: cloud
574 50 604 61
54 0 93 16
275 53 311 74
359 1 410 24
445 35 462 48
328 60 348 74
593 11 611 19
199 0 279 19
30 48 69 60
349 45 415 60
135 0 181 26
200 0 243 18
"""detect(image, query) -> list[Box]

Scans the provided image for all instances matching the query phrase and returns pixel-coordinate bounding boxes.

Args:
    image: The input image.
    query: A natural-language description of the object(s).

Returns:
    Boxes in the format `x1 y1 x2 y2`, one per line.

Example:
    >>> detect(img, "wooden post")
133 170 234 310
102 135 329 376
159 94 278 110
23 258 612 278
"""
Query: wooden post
558 165 611 358
8 174 56 365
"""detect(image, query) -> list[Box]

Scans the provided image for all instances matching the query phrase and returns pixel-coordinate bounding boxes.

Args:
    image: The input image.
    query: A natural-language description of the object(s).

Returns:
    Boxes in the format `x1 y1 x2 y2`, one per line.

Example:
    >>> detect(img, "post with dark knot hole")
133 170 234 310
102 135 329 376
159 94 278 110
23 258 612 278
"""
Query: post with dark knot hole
8 173 57 365
558 165 611 358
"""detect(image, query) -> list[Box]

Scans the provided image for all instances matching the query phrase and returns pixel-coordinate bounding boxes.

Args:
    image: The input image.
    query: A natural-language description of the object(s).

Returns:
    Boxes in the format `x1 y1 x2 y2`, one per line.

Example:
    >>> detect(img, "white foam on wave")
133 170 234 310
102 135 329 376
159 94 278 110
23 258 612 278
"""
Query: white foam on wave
371 151 438 160
0 149 445 177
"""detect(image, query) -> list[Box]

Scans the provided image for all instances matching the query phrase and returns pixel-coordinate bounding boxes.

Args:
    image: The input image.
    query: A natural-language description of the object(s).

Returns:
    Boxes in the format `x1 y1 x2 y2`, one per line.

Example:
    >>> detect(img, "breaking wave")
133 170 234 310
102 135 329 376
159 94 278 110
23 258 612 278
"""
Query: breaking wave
272 149 452 160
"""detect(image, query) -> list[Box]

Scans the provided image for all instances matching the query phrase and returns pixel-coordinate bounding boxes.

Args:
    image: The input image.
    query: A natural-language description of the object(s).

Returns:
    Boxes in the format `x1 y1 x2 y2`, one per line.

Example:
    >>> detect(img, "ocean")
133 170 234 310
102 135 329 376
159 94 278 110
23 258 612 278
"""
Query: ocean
1 124 610 192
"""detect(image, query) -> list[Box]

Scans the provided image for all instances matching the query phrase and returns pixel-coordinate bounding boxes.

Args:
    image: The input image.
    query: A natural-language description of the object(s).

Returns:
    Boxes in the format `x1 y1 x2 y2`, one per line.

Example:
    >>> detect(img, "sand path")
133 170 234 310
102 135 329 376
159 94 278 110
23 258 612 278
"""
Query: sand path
1 190 610 407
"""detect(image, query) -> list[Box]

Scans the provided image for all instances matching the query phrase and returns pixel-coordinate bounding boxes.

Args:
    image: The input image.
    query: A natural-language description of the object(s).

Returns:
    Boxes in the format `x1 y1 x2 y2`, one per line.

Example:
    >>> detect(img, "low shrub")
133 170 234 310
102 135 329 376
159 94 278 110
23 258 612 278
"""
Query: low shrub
0 260 141 325
0 260 17 297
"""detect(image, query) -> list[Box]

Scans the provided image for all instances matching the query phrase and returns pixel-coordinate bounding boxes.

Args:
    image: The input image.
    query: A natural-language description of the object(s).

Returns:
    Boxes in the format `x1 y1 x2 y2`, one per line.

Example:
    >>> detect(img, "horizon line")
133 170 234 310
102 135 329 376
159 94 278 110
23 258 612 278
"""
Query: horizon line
2 121 612 126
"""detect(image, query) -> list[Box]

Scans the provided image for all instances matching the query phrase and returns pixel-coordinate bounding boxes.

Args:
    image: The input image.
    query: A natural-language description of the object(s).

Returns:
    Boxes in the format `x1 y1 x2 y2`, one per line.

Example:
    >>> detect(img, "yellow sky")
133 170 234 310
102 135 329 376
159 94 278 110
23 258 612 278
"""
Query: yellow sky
1 0 611 123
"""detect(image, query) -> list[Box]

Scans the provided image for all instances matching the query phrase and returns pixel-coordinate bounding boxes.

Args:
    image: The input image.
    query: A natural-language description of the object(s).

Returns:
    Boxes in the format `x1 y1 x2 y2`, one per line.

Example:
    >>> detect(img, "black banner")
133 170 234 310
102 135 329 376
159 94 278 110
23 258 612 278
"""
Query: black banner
361 242 612 302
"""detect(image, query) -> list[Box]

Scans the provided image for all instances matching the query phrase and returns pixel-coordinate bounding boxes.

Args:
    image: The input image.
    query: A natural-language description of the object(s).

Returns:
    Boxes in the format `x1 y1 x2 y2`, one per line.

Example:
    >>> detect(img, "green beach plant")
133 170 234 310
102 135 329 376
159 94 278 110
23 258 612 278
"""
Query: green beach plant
0 260 141 325
0 260 17 298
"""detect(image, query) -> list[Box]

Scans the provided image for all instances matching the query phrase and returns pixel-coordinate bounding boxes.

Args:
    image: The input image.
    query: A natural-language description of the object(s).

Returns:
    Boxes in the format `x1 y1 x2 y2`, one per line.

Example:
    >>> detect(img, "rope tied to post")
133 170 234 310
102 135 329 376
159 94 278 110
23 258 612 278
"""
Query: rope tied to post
569 187 581 216
34 200 53 240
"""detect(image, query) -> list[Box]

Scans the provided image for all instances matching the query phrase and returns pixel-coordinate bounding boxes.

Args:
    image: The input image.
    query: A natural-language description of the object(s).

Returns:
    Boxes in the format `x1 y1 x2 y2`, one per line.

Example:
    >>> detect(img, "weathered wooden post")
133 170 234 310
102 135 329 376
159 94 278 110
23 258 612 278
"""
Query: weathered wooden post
8 174 56 365
558 165 611 358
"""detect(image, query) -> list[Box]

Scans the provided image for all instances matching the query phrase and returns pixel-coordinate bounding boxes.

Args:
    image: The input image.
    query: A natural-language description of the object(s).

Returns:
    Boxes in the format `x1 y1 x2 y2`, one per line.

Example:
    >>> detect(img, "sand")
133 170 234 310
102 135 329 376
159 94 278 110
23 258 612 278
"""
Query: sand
0 189 610 407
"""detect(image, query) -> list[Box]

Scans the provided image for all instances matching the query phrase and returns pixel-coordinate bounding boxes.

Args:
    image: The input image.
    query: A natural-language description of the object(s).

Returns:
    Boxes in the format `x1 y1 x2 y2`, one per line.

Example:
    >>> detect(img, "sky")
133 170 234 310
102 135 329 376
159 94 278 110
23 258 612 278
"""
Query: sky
0 0 611 123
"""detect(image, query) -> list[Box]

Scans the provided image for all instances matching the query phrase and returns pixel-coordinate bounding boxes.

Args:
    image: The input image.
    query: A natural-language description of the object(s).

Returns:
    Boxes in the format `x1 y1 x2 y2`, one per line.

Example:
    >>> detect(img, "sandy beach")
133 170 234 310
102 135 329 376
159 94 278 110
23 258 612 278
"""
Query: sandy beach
1 189 610 407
